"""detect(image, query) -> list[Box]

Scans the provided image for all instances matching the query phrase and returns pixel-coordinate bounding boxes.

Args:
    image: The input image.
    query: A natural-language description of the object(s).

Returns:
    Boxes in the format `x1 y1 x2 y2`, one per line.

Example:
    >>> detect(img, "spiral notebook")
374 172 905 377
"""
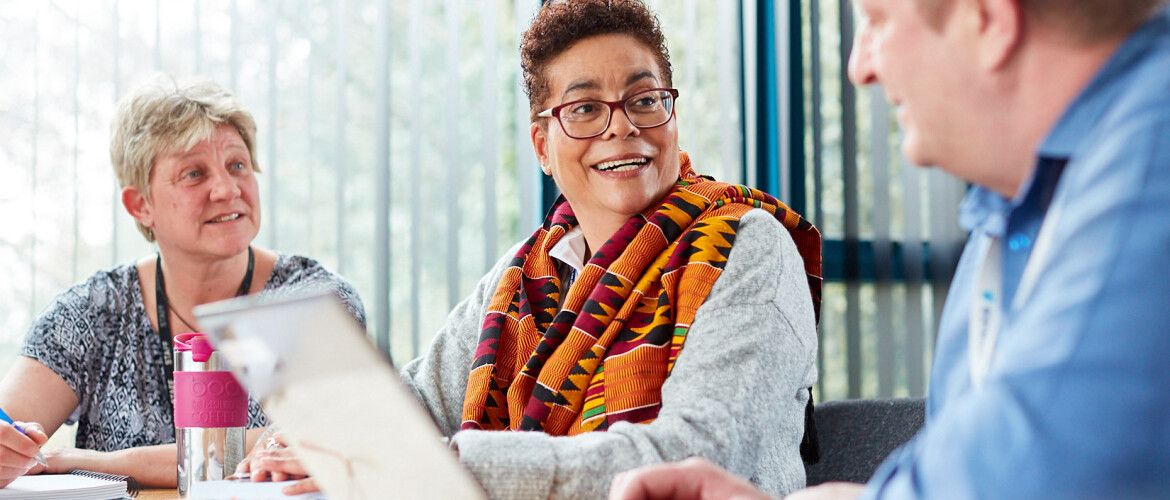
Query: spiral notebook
0 469 138 499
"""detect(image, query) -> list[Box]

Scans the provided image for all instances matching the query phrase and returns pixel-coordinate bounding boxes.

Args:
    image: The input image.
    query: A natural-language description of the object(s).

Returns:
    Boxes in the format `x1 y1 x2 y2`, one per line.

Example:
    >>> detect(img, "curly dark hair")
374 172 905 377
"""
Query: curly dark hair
521 0 673 122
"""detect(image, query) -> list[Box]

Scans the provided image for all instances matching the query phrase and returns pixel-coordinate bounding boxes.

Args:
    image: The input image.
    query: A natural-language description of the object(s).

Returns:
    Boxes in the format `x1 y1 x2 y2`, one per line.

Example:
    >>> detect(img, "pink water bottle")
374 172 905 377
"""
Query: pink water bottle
173 333 247 497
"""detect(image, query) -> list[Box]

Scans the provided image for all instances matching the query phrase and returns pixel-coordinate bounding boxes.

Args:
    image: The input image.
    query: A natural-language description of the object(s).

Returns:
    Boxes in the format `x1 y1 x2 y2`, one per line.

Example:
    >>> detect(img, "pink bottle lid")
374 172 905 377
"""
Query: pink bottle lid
174 333 214 362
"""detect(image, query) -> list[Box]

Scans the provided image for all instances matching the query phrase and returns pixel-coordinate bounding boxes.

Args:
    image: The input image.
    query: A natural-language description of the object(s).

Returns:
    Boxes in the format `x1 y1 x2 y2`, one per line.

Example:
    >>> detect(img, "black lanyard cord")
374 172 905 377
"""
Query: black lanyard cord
155 246 255 403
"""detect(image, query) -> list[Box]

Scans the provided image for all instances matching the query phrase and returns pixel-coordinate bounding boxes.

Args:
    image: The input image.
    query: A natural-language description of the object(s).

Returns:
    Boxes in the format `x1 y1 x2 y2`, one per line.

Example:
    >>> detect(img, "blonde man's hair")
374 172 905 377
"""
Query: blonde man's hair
110 75 260 242
915 0 1168 42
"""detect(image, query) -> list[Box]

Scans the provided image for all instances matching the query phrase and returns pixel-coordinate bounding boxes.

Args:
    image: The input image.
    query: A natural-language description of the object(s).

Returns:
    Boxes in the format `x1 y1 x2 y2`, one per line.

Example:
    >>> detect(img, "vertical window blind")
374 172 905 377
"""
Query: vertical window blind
0 1 966 410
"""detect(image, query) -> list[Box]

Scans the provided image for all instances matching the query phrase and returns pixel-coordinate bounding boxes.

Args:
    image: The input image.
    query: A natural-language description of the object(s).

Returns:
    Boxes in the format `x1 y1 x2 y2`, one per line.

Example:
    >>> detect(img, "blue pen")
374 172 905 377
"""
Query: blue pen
0 407 48 468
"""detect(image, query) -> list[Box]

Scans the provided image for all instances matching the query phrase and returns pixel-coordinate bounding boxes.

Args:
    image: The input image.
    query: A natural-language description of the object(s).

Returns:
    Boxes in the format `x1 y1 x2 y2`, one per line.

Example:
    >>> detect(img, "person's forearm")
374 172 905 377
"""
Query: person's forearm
49 444 177 487
112 444 177 487
107 427 268 485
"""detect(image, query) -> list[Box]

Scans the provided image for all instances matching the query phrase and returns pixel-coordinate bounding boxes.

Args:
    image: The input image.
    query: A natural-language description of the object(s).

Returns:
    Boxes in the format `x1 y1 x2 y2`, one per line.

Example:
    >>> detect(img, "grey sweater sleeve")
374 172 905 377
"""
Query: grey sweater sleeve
399 243 520 437
401 209 818 500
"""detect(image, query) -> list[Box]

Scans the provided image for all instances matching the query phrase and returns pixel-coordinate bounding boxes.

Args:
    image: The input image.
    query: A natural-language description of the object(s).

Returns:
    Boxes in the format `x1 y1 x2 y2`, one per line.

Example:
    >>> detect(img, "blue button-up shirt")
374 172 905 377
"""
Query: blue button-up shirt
862 8 1170 500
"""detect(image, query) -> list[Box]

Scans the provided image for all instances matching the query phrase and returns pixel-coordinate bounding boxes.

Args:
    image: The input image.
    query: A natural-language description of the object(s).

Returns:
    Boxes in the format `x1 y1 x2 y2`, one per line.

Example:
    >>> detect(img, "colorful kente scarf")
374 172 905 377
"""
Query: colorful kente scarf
461 152 821 436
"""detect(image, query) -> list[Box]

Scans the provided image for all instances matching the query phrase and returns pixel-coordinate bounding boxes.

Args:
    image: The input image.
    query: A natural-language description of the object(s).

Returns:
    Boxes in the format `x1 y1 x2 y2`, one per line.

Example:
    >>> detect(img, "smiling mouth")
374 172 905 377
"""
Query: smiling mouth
592 157 649 172
207 213 242 223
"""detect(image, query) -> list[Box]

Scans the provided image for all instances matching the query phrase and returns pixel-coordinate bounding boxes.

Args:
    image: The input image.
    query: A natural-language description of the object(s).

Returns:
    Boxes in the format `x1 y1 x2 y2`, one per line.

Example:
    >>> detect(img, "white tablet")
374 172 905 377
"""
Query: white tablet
194 291 485 500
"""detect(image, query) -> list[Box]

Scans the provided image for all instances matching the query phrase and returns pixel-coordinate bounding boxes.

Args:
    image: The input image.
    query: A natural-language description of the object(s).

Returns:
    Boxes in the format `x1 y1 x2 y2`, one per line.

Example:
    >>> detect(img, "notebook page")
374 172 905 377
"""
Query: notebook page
0 474 127 499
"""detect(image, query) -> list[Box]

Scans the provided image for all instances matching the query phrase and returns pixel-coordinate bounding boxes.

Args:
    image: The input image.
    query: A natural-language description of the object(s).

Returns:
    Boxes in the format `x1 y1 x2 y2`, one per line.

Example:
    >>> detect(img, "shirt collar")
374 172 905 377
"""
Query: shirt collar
549 226 588 272
958 8 1170 237
1038 8 1170 158
958 186 1010 237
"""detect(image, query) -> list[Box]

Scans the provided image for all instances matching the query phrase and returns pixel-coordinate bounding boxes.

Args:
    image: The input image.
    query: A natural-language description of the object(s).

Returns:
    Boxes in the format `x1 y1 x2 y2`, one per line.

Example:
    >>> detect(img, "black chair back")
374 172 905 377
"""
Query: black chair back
804 397 925 486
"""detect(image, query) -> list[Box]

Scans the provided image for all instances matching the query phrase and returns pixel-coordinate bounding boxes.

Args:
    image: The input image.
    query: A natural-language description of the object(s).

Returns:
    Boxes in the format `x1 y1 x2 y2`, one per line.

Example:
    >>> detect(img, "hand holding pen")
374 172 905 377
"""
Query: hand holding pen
0 405 49 475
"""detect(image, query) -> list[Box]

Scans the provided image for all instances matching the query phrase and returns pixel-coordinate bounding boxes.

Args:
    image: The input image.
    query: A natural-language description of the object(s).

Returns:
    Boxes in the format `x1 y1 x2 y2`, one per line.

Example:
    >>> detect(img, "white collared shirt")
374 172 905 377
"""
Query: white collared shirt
548 227 587 308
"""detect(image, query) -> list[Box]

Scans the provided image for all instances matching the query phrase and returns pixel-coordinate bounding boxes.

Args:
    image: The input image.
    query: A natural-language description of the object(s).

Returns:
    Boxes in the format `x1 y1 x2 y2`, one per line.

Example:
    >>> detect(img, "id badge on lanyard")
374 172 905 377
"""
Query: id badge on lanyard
967 203 1062 391
969 239 1002 392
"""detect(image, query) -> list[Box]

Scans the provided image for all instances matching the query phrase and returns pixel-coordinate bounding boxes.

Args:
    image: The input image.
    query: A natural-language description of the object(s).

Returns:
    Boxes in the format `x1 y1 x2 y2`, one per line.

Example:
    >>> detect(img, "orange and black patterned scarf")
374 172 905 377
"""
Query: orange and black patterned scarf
461 152 821 436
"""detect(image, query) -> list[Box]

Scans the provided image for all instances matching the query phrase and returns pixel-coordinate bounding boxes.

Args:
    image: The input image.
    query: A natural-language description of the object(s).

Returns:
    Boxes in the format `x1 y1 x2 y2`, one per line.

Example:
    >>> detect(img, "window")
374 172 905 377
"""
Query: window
0 1 966 413
795 0 967 399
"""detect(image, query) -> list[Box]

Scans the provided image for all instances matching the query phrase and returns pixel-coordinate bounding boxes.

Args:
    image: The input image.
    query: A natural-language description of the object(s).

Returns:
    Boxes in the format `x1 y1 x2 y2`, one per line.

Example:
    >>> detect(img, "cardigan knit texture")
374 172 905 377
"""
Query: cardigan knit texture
401 209 817 500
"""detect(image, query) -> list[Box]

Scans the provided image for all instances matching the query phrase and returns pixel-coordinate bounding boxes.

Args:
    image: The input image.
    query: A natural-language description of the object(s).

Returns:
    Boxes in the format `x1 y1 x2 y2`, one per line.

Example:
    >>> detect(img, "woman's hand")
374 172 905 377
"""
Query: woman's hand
237 430 321 495
238 430 300 482
280 477 320 496
0 421 48 488
250 447 320 495
247 447 310 483
238 431 315 492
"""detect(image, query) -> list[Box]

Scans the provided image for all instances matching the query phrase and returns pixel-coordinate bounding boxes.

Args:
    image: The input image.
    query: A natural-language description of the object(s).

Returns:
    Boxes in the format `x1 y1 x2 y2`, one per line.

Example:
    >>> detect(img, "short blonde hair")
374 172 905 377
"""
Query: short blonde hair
110 75 260 241
915 0 1168 42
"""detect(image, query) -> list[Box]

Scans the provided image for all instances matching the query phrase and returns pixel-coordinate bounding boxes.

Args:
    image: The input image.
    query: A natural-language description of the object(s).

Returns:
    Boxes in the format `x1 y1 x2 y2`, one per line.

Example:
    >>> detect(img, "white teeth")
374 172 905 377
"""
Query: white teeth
209 213 241 223
594 157 649 172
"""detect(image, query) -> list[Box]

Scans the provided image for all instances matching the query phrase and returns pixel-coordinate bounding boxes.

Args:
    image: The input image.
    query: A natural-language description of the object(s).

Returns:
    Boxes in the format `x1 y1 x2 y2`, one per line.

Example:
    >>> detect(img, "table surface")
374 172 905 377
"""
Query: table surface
138 488 179 500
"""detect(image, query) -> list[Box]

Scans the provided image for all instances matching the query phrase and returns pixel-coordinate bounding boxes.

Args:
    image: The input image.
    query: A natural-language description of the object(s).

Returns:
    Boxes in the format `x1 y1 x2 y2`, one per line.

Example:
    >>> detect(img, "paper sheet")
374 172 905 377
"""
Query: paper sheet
188 480 325 499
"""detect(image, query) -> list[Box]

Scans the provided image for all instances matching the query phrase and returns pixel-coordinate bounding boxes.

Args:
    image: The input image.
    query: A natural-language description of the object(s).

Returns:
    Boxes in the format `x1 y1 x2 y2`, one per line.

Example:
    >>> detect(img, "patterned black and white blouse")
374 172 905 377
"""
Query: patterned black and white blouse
21 254 366 452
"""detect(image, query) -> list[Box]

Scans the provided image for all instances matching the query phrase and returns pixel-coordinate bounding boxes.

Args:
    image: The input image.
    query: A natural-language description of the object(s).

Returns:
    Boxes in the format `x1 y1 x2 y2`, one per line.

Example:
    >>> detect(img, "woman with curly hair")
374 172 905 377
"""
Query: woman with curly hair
254 1 820 497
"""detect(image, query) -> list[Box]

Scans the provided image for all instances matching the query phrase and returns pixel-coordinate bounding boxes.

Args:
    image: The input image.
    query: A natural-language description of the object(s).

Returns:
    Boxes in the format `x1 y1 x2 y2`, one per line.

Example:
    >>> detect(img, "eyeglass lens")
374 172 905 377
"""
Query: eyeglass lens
557 89 674 138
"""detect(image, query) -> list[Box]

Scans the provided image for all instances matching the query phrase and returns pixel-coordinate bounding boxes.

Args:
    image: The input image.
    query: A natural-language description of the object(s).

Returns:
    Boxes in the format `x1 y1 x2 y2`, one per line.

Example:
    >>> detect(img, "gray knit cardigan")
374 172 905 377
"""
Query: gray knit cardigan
401 209 818 499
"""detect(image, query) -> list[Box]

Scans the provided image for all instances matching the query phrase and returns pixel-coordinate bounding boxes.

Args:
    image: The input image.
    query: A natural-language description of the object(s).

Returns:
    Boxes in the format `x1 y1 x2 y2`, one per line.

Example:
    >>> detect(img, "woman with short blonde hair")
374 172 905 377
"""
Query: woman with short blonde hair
110 77 261 241
0 75 365 488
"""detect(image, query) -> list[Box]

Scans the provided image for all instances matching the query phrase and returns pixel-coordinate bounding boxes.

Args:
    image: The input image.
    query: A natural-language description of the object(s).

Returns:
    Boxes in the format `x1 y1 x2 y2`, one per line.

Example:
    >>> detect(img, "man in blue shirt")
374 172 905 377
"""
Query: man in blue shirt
609 0 1170 499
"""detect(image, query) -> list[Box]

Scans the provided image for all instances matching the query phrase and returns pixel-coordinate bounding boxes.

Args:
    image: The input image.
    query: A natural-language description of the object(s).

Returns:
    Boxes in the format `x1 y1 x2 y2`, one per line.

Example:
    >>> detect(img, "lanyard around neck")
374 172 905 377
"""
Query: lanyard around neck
155 246 255 403
968 238 1003 392
968 203 1062 391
